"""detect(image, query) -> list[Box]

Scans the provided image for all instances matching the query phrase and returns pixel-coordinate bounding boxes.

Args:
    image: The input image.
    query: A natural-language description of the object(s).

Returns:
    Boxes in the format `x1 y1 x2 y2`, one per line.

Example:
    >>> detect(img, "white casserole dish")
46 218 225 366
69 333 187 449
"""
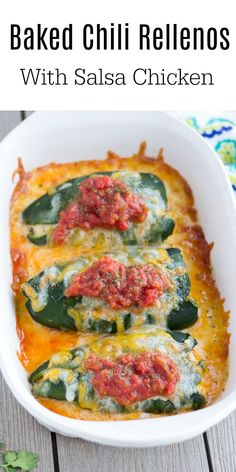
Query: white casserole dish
0 111 236 447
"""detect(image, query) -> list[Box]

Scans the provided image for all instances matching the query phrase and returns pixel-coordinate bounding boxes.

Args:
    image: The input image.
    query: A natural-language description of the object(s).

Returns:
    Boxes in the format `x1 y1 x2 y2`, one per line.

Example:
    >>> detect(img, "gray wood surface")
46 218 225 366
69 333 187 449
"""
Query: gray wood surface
0 111 55 472
0 110 235 472
0 111 21 140
207 416 236 472
0 377 55 472
56 435 209 472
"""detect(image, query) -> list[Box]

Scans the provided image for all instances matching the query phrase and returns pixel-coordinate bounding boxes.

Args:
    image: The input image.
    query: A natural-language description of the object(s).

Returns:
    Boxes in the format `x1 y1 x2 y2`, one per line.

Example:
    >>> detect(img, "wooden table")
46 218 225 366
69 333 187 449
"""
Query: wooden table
0 111 235 472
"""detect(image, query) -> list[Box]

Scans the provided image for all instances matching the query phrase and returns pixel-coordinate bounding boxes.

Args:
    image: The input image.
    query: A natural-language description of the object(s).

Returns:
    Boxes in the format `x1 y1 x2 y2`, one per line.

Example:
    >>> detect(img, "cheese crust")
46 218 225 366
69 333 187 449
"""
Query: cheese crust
10 144 229 420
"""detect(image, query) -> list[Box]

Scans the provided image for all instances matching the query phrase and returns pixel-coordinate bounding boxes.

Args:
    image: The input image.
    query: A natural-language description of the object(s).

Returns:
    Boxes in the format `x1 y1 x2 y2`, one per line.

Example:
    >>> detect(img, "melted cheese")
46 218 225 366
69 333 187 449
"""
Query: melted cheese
22 248 184 331
10 145 229 420
32 327 203 414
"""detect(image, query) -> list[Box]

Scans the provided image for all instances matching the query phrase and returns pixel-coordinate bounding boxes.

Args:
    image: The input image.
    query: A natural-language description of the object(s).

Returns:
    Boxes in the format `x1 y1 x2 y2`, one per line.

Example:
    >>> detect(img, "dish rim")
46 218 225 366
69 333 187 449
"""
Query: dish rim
0 110 236 447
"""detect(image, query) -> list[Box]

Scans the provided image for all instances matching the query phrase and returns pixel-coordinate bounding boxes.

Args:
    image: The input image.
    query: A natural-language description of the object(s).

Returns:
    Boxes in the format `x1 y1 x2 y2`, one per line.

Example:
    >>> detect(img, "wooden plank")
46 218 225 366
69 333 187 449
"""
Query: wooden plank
206 412 236 472
56 434 210 472
0 376 55 472
0 111 21 141
0 111 56 472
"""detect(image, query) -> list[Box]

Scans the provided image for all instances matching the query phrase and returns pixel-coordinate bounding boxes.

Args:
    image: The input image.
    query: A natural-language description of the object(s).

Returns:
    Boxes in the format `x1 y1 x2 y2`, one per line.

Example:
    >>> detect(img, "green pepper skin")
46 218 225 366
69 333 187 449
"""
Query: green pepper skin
27 234 48 246
87 318 118 334
22 172 167 225
87 313 132 334
120 228 138 245
139 173 167 202
190 393 206 410
167 300 198 331
31 384 206 413
142 399 176 414
44 380 69 401
22 171 173 246
121 216 175 246
170 330 197 345
24 280 77 331
166 248 184 267
22 248 197 333
29 327 206 415
28 360 49 384
146 217 175 244
22 175 89 225
142 392 206 413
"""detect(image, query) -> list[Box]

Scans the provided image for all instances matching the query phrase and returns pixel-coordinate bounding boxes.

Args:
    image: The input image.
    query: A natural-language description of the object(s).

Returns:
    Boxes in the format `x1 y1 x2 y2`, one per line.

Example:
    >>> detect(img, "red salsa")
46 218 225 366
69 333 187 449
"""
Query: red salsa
84 352 180 405
53 175 147 243
65 256 170 309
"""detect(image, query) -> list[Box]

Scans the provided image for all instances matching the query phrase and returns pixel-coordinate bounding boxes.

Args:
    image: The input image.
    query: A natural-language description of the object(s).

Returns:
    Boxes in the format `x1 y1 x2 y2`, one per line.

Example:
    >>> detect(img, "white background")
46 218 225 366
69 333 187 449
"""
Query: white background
0 0 235 110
